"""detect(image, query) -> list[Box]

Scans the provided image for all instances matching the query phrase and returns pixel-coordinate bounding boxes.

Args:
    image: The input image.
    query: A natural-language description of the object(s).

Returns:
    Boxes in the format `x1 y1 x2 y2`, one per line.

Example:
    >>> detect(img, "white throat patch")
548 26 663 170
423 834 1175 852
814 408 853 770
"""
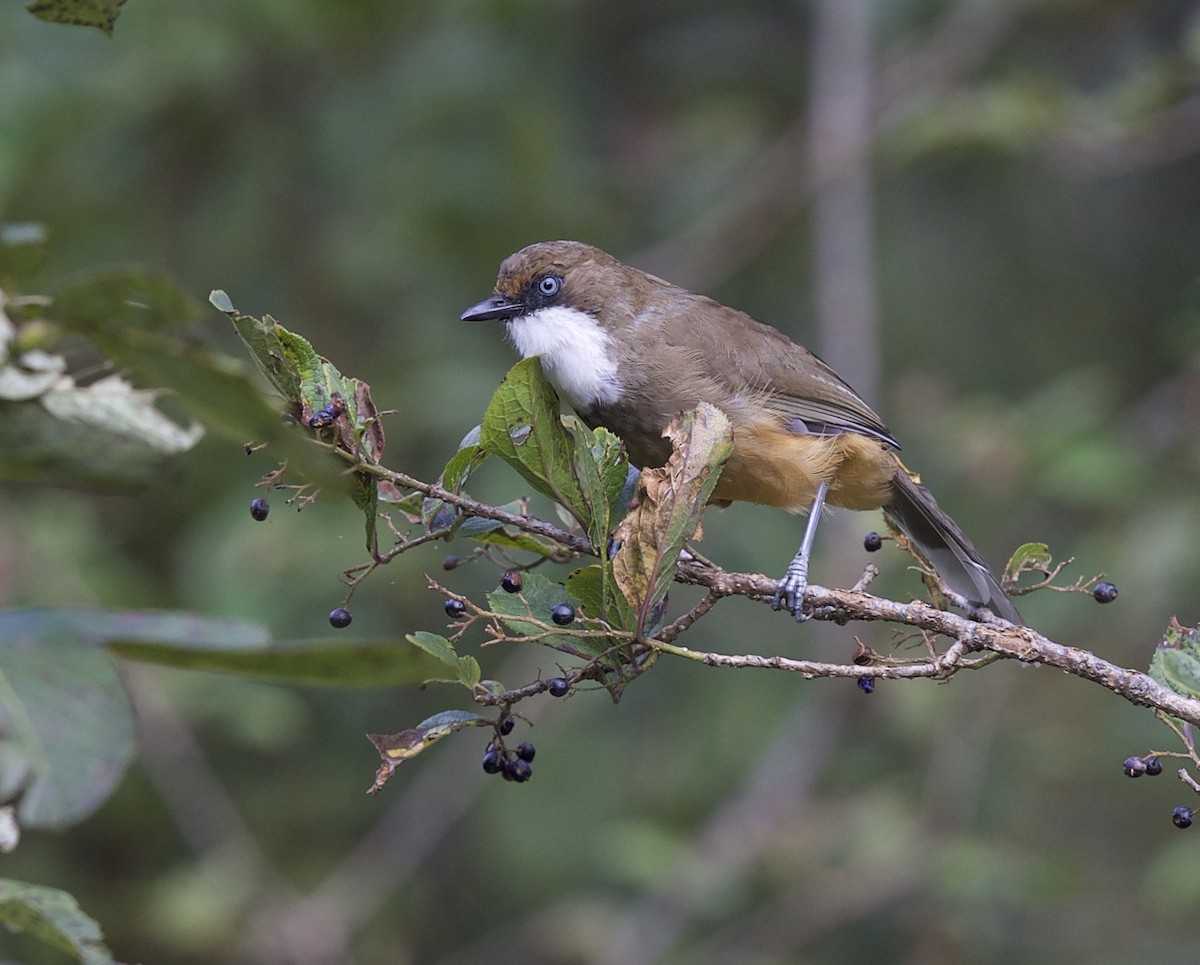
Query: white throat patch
505 306 622 409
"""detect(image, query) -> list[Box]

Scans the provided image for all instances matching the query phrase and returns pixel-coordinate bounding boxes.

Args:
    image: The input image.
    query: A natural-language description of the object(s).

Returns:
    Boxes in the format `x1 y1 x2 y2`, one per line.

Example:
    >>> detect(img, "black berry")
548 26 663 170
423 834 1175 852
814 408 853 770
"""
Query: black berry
1093 582 1118 604
328 607 352 629
547 676 569 697
482 749 504 775
1173 806 1193 829
1123 756 1147 778
442 554 461 571
250 497 270 521
444 598 467 618
551 603 576 626
1145 757 1164 776
516 742 536 762
863 531 883 552
501 570 523 593
857 676 875 694
508 758 533 782
498 715 515 736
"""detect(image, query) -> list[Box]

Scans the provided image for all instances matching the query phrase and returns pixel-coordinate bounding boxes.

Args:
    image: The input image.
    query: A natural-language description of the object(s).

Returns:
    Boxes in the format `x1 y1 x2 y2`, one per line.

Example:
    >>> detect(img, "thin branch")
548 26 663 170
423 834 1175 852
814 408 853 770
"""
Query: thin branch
675 561 1200 726
332 448 593 555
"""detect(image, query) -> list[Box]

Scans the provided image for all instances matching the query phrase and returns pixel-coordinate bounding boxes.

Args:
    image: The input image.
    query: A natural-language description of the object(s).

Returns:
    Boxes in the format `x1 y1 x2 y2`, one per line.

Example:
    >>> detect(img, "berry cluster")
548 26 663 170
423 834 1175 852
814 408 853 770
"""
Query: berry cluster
1122 755 1162 778
1122 754 1197 829
482 722 537 784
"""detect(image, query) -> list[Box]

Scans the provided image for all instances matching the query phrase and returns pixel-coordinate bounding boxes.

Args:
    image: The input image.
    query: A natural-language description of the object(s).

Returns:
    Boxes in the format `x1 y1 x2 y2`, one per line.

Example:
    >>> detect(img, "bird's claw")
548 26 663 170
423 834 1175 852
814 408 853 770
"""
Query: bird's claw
772 576 811 623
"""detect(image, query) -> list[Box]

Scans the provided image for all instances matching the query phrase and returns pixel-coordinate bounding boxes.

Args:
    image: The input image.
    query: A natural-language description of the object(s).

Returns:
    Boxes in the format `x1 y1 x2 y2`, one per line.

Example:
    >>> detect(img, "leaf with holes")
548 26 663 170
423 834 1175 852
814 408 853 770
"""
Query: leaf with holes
612 404 732 636
479 358 588 527
1150 618 1200 703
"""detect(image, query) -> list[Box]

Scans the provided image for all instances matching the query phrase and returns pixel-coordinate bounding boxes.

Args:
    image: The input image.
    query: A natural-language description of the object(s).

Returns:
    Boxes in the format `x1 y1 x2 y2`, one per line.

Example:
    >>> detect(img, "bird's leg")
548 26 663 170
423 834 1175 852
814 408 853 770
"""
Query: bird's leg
771 479 829 622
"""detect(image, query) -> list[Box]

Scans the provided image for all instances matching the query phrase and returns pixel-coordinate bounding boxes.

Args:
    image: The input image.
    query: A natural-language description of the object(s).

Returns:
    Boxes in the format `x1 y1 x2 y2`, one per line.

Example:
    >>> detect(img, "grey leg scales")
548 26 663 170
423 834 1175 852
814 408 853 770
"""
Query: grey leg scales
771 479 829 622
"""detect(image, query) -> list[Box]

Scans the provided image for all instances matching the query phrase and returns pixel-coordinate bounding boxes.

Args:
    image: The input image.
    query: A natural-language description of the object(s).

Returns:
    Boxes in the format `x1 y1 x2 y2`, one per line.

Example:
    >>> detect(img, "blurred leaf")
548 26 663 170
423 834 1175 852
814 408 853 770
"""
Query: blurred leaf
367 709 491 794
404 631 480 689
612 404 732 635
0 611 136 830
46 275 296 455
0 377 204 488
1149 619 1200 702
0 879 113 965
885 75 1063 162
479 358 588 527
109 638 453 689
2 273 214 487
0 349 65 400
51 268 203 334
26 0 126 36
0 222 49 284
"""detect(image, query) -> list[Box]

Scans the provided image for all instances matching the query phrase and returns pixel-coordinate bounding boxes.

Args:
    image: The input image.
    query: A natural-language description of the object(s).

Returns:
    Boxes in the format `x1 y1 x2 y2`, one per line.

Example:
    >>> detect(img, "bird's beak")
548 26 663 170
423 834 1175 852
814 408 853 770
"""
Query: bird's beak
460 295 523 322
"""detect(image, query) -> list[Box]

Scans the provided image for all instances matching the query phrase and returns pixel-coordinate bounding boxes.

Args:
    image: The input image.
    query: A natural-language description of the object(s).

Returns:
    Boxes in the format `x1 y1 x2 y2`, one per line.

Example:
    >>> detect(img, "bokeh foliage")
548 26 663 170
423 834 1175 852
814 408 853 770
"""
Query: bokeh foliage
2 1 1200 962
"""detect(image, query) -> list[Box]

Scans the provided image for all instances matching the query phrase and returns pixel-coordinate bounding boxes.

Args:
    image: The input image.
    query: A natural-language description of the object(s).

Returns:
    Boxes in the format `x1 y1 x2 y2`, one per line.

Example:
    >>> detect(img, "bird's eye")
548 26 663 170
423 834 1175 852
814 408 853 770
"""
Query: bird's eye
537 275 561 297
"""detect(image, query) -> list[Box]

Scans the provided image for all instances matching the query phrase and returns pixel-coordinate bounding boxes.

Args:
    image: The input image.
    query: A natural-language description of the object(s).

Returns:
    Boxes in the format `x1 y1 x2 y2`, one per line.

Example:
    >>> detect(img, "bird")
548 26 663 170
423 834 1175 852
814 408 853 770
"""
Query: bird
461 240 1020 625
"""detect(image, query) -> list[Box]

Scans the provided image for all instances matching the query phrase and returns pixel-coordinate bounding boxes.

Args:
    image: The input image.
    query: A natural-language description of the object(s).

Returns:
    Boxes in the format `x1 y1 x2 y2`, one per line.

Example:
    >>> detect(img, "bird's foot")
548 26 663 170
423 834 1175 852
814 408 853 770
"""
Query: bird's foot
771 569 812 623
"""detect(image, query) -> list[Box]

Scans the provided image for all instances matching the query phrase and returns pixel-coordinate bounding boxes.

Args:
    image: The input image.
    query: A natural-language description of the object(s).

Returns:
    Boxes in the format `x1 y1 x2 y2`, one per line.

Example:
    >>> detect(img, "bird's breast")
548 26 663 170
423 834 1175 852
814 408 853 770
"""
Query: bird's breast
505 306 623 409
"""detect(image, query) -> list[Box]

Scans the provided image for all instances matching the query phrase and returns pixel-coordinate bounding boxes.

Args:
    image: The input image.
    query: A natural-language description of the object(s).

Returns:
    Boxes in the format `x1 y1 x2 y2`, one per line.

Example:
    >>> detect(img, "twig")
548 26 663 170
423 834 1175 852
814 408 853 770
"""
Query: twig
675 561 1200 726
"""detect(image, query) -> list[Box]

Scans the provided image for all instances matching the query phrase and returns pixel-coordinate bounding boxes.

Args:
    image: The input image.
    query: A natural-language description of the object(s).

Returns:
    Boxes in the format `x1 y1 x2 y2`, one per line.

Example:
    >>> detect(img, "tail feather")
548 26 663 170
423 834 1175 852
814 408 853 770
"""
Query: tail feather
883 467 1021 625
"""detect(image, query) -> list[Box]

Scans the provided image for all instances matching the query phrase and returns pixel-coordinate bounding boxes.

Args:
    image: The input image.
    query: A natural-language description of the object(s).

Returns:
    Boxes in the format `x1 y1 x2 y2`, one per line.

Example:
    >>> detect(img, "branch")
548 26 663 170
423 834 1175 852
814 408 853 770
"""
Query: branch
339 449 594 555
675 560 1200 726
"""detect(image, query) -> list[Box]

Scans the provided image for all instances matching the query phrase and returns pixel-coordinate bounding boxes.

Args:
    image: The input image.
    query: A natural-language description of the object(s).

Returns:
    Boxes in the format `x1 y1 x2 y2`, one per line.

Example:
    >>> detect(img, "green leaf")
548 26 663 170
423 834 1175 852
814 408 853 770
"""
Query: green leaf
567 562 633 631
479 358 588 527
367 709 491 794
1149 620 1200 701
486 572 619 660
403 632 480 689
612 404 733 635
566 565 606 618
0 612 137 830
469 526 560 557
565 418 628 550
0 880 113 965
109 638 452 689
405 630 461 669
441 428 487 494
1003 542 1053 584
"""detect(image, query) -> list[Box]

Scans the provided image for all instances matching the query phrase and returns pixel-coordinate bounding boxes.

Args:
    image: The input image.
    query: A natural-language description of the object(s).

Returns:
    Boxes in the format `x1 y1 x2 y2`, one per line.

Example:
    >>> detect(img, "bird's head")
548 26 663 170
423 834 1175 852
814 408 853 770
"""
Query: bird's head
459 240 635 329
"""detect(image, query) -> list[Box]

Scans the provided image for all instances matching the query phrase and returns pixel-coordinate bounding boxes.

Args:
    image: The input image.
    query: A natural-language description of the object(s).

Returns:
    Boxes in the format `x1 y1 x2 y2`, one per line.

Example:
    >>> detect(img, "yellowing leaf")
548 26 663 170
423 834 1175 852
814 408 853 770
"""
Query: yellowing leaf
366 710 490 794
612 404 733 635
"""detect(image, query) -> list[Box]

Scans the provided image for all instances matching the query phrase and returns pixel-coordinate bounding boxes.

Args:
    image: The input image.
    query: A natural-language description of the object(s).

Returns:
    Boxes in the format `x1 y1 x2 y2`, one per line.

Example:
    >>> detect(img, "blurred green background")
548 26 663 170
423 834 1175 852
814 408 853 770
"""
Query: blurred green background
3 1 1200 962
